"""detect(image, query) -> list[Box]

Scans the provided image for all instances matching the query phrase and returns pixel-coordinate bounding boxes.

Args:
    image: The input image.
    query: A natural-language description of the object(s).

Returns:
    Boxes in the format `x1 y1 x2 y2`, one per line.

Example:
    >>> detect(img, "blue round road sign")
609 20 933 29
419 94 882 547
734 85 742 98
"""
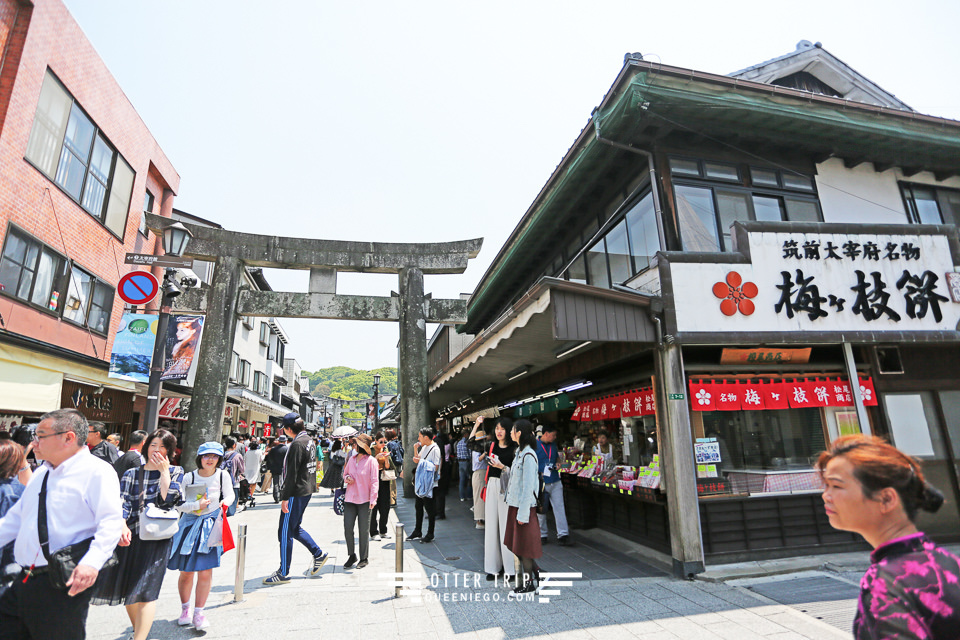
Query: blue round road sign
118 271 160 305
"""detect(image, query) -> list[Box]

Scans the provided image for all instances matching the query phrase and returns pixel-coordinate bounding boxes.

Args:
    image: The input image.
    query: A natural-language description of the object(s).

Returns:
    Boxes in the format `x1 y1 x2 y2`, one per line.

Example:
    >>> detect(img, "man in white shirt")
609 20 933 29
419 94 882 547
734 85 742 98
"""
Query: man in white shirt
0 408 123 640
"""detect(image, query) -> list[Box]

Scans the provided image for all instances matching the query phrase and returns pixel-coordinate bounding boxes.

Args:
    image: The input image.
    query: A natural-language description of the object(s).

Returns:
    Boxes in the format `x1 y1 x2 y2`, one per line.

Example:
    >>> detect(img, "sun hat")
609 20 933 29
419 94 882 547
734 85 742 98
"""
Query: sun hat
198 442 224 457
355 434 373 455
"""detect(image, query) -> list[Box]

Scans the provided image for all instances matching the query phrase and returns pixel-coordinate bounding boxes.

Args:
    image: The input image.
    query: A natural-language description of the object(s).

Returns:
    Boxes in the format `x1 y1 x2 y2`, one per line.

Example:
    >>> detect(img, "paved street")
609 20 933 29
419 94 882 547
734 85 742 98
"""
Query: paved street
86 490 853 640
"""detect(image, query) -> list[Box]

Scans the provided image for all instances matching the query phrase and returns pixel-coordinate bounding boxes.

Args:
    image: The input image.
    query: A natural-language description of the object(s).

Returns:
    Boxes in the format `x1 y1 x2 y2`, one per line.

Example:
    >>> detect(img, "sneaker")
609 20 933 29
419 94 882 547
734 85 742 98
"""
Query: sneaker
371 534 381 542
460 498 465 502
541 537 549 545
310 552 329 576
420 534 434 543
177 609 192 626
193 612 210 631
476 522 485 529
380 531 391 539
344 554 358 569
356 559 369 569
405 532 422 541
557 535 572 546
262 571 290 585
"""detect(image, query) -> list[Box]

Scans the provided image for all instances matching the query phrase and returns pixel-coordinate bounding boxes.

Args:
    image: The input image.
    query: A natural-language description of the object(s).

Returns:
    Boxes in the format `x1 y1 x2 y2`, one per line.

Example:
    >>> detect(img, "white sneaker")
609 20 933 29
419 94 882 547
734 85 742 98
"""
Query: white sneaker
371 534 381 542
193 611 210 630
177 608 191 626
476 522 485 529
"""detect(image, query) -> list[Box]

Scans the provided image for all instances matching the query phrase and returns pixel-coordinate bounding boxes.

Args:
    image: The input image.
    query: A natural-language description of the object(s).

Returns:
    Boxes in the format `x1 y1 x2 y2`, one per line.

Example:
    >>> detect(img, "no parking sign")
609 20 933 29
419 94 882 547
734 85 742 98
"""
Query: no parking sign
118 271 160 305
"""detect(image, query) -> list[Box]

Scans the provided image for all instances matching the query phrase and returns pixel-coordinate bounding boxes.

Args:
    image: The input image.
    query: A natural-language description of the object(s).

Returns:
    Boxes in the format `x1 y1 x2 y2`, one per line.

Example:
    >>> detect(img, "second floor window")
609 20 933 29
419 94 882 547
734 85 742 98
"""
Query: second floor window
140 191 154 236
25 70 135 239
0 227 67 312
671 157 821 253
0 226 113 335
62 265 114 334
901 183 960 226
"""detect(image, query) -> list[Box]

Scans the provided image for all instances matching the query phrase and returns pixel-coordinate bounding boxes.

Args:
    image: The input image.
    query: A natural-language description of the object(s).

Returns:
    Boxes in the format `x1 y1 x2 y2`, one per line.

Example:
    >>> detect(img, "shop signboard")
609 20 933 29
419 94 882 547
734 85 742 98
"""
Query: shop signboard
514 393 574 417
159 397 190 421
688 377 876 412
574 388 656 421
669 230 960 336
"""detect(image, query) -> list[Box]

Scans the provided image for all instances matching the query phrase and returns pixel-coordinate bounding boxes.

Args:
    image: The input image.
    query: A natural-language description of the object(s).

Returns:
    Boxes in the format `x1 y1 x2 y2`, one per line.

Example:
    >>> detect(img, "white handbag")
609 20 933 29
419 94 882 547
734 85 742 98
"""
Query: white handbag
136 466 180 541
140 503 180 541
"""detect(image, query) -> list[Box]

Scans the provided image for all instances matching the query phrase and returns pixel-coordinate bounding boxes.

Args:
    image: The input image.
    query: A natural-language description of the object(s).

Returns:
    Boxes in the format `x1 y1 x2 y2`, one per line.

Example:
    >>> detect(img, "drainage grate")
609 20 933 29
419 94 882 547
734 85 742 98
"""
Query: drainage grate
748 575 859 632
445 556 461 561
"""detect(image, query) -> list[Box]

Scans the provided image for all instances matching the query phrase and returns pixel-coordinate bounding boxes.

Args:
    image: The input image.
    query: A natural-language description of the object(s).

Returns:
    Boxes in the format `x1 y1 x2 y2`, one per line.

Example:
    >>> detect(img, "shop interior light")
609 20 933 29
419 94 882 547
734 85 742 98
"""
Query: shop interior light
554 341 592 359
506 366 530 381
459 395 473 405
537 390 561 400
480 384 494 394
558 380 593 393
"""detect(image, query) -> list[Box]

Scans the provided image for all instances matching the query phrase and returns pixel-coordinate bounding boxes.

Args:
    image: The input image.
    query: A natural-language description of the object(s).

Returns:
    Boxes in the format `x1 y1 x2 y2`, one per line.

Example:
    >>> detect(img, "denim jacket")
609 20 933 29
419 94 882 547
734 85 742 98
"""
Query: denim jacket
504 445 538 523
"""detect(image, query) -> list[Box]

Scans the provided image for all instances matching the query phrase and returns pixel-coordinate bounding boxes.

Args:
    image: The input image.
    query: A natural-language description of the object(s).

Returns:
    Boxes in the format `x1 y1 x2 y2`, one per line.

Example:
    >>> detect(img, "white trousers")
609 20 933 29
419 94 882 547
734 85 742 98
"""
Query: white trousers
483 476 516 575
537 480 569 538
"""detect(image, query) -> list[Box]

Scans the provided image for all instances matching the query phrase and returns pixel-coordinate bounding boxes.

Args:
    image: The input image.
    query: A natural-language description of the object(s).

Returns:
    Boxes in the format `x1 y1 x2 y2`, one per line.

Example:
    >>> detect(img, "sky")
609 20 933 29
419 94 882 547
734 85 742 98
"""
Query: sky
62 0 960 372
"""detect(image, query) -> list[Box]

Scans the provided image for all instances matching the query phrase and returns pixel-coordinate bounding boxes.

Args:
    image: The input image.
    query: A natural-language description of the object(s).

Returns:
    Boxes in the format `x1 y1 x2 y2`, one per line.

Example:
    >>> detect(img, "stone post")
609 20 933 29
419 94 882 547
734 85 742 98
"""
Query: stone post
398 267 429 497
654 341 705 578
182 255 244 468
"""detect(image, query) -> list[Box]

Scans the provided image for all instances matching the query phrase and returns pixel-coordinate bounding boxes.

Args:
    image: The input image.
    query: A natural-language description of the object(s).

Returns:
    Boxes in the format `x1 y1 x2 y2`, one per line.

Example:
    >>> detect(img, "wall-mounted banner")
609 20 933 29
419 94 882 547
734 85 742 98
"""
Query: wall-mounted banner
160 315 205 381
688 377 877 412
109 313 157 383
670 231 960 334
573 389 656 421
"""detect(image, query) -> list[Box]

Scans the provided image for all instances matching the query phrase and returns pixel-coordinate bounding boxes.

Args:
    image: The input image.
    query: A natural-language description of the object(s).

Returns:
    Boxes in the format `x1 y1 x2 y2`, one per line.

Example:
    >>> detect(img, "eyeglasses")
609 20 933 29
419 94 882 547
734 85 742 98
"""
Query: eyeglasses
201 454 220 459
33 431 66 441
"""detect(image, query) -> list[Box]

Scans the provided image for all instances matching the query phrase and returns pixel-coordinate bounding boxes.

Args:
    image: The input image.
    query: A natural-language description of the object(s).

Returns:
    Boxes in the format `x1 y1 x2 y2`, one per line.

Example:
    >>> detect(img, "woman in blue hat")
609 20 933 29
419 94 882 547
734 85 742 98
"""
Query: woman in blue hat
167 441 235 631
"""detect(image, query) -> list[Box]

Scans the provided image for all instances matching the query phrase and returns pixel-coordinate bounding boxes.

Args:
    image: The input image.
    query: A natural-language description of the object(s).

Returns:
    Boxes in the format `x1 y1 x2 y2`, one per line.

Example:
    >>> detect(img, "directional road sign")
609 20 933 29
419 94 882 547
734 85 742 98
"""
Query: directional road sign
124 253 194 269
118 271 160 305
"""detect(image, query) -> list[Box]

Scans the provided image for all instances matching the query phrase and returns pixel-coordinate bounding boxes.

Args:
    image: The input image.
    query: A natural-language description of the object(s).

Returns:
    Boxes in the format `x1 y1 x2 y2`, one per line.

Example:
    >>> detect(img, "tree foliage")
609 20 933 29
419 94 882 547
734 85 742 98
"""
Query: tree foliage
301 366 398 401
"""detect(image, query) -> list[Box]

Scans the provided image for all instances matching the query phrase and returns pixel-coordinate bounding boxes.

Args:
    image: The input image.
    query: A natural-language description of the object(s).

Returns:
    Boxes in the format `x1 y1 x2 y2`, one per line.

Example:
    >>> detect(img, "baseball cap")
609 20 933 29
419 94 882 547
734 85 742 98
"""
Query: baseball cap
198 442 224 457
282 411 301 426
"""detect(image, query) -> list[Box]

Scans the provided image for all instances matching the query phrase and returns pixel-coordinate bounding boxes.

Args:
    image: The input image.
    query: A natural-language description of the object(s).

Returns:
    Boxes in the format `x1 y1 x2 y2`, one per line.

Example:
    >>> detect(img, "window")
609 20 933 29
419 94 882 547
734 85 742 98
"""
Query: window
237 359 251 387
25 70 135 239
0 227 67 313
253 371 268 395
561 190 662 288
140 191 154 237
902 184 960 226
259 322 270 345
62 265 114 334
672 157 822 252
230 352 240 382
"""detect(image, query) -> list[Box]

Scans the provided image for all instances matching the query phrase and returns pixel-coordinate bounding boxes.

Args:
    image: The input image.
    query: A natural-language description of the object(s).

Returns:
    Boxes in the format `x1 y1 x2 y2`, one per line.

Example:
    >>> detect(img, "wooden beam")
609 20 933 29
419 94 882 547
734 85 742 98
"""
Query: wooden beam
843 157 868 170
901 166 923 177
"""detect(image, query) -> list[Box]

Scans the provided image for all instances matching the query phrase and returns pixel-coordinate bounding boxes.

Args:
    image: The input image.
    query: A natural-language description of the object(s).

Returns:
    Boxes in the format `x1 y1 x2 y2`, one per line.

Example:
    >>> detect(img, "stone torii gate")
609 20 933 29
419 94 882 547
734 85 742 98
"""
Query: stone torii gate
145 214 481 496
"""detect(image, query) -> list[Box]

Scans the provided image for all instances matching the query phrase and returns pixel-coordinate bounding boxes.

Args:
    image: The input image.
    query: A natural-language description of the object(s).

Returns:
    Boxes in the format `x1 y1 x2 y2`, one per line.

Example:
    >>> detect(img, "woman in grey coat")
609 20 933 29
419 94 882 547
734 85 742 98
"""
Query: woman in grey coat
503 419 543 594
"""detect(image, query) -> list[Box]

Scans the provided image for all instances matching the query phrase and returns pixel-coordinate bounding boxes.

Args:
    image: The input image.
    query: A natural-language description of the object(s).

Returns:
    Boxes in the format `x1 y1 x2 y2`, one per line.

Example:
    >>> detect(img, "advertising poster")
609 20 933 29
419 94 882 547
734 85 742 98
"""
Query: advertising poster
160 315 205 381
109 313 157 383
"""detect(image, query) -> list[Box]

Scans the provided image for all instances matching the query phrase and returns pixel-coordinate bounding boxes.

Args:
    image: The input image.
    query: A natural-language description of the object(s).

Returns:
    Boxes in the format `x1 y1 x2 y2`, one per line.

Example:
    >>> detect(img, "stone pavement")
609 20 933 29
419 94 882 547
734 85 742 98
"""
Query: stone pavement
86 488 851 640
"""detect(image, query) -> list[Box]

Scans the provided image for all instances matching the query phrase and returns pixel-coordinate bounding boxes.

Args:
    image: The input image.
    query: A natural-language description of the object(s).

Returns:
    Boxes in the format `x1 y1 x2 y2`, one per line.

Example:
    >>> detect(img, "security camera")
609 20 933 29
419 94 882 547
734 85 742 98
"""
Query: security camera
179 276 198 288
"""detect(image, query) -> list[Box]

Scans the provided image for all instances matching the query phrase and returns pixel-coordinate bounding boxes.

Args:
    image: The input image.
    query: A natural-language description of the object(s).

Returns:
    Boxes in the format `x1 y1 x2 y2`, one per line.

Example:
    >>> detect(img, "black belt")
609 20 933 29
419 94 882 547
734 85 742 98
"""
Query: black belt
20 565 49 578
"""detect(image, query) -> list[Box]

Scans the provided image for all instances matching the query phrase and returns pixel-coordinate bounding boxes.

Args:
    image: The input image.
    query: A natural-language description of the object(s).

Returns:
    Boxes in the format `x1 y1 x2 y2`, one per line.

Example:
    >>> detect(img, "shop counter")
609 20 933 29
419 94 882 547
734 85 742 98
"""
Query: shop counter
560 472 670 553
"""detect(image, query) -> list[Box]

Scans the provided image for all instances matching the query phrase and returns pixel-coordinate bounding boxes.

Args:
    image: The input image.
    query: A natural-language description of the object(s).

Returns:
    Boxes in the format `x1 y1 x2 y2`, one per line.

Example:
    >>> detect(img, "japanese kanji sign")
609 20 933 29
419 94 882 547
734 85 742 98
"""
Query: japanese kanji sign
670 231 960 334
688 377 877 412
573 388 656 421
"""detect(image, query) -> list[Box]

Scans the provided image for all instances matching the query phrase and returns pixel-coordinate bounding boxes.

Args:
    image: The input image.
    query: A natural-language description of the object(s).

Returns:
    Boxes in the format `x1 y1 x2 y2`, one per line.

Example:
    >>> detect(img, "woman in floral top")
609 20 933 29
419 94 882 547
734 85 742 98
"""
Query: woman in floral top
92 428 183 640
818 434 960 639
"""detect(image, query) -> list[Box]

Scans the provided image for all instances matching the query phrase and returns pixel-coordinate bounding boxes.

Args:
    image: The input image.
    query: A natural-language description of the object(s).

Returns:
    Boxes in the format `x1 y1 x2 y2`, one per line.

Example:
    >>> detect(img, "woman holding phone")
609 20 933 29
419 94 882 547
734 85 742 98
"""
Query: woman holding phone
483 416 517 582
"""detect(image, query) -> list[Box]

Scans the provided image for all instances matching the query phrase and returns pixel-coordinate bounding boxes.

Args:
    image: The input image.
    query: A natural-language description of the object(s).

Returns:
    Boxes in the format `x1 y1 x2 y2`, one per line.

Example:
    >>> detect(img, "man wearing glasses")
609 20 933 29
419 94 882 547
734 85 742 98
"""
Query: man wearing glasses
0 408 123 639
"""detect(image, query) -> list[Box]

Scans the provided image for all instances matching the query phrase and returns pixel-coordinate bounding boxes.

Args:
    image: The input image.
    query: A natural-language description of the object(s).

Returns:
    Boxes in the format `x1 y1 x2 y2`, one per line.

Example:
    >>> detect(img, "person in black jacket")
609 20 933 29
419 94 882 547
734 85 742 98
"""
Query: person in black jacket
264 435 288 503
263 413 328 585
113 429 147 479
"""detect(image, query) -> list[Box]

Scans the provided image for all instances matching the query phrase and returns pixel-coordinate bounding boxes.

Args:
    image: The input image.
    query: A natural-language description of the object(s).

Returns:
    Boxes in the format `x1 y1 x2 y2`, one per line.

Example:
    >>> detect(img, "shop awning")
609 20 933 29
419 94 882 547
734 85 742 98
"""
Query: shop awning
430 278 658 409
227 386 290 418
0 342 136 413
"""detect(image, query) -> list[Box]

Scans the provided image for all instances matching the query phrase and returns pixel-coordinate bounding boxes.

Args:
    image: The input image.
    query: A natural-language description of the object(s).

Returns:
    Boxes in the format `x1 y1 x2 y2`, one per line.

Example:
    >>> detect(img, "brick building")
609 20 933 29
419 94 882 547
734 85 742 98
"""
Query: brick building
0 0 179 435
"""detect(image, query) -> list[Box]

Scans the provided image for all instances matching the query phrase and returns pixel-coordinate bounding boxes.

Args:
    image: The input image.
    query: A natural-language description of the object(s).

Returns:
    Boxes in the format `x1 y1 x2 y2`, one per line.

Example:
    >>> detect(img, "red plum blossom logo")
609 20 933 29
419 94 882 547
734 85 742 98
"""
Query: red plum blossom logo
713 271 758 316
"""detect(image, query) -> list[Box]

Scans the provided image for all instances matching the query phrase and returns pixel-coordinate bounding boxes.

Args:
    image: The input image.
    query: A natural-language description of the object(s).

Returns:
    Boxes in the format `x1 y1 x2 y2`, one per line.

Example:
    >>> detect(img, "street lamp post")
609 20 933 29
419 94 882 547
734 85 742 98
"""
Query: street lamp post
372 373 381 433
144 223 193 434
